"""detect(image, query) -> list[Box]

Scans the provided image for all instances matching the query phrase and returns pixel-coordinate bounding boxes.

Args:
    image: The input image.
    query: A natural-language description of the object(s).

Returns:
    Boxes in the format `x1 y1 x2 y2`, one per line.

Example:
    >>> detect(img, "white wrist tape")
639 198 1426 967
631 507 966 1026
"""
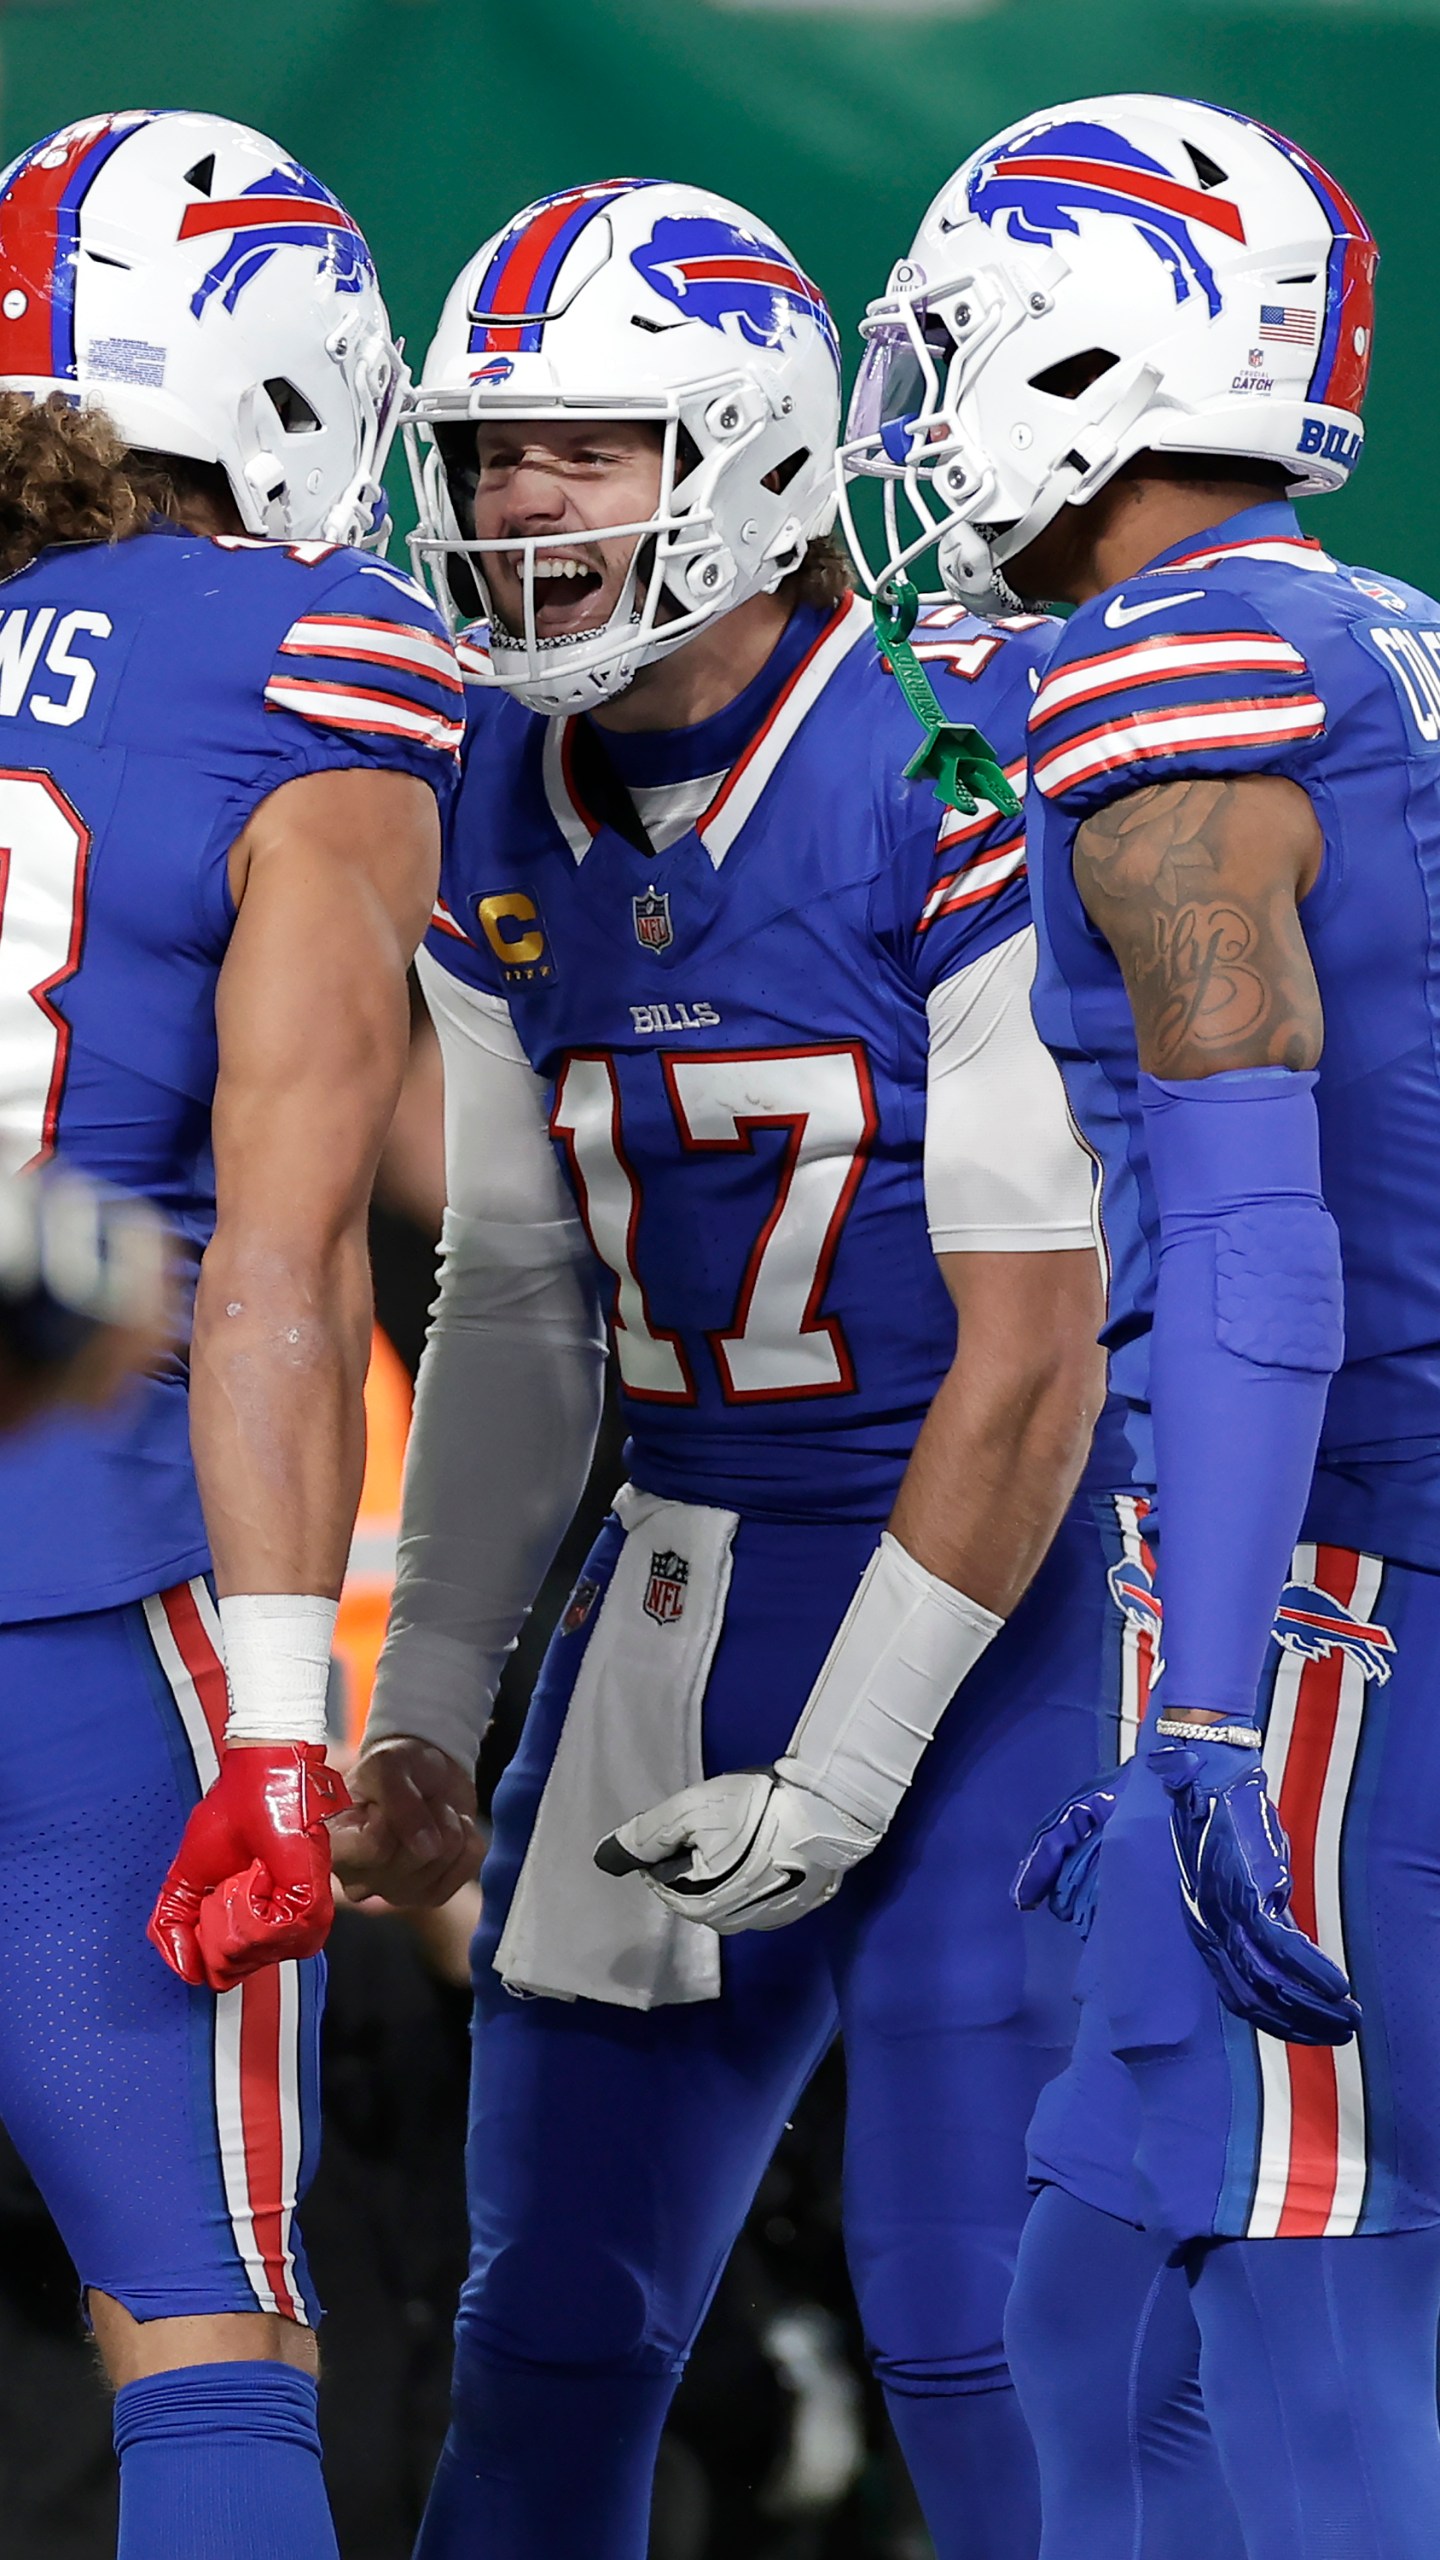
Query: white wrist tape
219 1594 338 1747
778 1534 1003 1830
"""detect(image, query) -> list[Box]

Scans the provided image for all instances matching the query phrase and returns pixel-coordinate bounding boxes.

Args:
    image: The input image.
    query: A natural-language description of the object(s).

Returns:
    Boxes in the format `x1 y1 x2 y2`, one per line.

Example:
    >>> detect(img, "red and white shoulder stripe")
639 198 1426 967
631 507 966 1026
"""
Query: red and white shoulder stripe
277 613 462 693
1032 631 1309 728
265 604 464 760
917 758 1027 931
1033 693 1325 799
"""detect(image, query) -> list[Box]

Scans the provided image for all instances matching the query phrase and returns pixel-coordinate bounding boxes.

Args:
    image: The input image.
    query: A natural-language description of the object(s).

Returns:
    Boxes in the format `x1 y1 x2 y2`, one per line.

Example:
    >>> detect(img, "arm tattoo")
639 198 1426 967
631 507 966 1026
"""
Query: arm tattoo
1072 776 1323 1078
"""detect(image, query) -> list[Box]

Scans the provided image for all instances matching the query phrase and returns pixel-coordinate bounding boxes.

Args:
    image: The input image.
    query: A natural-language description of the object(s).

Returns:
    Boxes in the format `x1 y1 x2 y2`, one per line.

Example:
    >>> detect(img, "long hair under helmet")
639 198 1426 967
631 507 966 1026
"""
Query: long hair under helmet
0 108 404 545
837 95 1376 611
404 179 841 713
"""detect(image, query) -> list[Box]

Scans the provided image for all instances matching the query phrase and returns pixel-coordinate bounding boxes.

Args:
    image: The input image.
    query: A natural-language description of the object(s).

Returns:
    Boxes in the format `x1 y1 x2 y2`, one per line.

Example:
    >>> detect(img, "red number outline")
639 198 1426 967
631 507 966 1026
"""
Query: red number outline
660 1042 879 1405
550 1049 697 1405
0 768 92 1168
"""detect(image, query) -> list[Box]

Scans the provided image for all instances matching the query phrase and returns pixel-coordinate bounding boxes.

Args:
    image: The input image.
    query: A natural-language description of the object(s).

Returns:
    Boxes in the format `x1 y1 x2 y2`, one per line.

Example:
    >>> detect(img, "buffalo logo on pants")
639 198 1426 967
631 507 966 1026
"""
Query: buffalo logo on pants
644 1550 689 1626
1272 1581 1396 1684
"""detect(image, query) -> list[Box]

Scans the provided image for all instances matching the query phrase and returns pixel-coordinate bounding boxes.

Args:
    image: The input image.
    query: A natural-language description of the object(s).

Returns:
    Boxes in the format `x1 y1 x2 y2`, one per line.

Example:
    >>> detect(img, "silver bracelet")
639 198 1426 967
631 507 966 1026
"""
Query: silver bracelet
1153 1716 1263 1751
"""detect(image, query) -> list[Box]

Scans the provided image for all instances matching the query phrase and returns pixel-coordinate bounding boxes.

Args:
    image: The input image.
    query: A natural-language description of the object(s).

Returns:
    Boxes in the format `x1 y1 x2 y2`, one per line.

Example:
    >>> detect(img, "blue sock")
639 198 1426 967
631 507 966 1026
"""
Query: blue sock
415 2345 677 2560
1194 2227 1440 2560
1006 2186 1245 2560
882 2369 1040 2560
113 2361 339 2560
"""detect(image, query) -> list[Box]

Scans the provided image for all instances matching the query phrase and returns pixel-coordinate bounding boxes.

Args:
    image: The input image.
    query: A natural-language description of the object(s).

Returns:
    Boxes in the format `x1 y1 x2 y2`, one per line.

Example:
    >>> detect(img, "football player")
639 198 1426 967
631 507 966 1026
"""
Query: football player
0 112 462 2560
843 91 1440 2558
333 177 1150 2560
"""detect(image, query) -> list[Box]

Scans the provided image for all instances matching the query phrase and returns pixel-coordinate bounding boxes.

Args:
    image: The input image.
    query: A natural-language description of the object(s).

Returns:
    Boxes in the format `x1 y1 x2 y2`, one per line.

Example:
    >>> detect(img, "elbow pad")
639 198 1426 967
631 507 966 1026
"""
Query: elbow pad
1140 1067 1343 1724
1144 1068 1342 1374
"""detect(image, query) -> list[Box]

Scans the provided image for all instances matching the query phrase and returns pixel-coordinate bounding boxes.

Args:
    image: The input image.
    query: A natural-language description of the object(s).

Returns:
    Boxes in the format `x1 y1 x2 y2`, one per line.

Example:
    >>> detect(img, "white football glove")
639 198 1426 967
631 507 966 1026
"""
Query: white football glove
596 1535 1004 1936
598 1767 882 1933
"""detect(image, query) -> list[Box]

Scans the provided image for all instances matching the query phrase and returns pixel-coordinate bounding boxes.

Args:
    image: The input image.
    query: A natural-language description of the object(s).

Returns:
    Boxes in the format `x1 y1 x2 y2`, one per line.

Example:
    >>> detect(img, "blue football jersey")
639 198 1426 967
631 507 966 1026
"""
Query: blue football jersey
1028 498 1440 1566
0 526 460 1621
430 591 1053 1522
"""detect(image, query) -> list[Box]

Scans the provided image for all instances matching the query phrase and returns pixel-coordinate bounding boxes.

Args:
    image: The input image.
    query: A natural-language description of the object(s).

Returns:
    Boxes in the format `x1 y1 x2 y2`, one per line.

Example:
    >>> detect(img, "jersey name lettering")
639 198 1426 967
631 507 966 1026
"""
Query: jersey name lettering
0 607 112 729
1370 624 1440 746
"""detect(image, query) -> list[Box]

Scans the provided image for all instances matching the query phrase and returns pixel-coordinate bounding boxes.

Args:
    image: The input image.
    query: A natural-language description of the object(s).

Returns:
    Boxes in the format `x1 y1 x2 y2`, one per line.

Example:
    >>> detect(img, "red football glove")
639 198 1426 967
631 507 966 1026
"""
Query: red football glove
148 1743 351 1993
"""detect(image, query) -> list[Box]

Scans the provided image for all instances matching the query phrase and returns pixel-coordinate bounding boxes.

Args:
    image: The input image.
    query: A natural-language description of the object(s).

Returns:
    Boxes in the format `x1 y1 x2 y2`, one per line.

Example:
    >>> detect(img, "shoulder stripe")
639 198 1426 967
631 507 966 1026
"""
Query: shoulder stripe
264 674 463 754
1157 535 1336 575
1032 634 1307 728
278 614 462 694
918 831 1026 930
1034 695 1325 798
935 758 1027 851
430 896 473 943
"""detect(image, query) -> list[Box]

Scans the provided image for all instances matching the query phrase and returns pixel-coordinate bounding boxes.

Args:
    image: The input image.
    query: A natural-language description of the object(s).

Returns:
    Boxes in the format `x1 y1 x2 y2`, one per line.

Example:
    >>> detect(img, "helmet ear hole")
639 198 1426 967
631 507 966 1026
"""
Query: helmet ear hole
264 378 320 435
763 447 809 495
1029 350 1119 401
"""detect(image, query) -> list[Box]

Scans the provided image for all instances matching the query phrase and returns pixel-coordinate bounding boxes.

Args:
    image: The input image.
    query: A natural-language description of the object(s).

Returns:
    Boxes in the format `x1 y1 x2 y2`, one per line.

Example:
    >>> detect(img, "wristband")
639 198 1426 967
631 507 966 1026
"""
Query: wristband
1153 1717 1262 1751
219 1594 338 1747
778 1533 1002 1830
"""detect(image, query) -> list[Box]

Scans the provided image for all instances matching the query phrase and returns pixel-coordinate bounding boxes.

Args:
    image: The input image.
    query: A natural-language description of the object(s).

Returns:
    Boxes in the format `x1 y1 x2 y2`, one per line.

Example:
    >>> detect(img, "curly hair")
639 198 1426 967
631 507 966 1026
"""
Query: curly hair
0 393 234 581
782 527 854 612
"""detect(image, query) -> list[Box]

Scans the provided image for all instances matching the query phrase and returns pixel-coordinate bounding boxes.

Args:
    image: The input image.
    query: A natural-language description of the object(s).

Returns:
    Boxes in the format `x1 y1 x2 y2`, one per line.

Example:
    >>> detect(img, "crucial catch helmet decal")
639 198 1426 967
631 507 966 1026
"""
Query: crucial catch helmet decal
631 216 839 369
966 119 1246 319
183 159 373 319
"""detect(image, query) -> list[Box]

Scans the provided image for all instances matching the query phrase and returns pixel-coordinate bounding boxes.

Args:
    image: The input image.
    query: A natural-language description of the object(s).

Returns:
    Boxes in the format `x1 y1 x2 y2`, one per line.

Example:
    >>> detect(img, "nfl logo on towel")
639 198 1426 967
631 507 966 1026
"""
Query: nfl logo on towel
633 888 673 952
644 1549 689 1625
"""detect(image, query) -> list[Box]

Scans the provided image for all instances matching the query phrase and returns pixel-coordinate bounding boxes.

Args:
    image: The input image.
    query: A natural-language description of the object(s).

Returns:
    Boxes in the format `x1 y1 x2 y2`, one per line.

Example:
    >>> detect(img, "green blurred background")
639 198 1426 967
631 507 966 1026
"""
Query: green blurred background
1 0 1435 575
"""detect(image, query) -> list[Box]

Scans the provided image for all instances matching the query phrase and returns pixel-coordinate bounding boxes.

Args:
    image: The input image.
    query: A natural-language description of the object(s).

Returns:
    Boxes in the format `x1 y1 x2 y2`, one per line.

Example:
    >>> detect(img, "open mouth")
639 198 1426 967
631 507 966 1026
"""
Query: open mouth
524 552 608 638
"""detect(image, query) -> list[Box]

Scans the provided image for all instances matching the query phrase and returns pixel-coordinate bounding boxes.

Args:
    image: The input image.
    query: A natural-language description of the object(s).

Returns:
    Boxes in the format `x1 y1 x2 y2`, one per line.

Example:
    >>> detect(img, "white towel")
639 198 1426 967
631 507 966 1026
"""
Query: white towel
494 1484 738 2007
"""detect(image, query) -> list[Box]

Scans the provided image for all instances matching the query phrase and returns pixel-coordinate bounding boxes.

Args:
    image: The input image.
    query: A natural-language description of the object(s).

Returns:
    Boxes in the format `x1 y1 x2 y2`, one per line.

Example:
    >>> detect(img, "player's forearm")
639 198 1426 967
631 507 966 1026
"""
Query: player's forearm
365 1210 607 1769
188 1220 374 1597
888 1281 1105 1615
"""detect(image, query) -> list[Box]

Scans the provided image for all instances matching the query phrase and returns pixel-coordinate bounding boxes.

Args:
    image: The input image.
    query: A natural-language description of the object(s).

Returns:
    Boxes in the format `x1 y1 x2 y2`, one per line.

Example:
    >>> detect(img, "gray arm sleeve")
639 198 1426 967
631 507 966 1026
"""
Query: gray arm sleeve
364 949 607 1769
925 928 1099 1253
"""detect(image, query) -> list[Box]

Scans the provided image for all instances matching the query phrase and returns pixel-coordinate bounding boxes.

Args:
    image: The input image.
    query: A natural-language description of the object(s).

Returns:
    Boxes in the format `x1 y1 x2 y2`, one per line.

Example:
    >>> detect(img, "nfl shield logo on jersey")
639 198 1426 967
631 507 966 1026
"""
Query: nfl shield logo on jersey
644 1550 689 1625
633 887 673 952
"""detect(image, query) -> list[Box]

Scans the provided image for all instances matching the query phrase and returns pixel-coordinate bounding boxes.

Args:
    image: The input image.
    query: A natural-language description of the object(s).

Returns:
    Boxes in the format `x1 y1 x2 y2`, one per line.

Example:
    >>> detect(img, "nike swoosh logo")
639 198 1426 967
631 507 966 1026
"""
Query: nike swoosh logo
1103 589 1205 628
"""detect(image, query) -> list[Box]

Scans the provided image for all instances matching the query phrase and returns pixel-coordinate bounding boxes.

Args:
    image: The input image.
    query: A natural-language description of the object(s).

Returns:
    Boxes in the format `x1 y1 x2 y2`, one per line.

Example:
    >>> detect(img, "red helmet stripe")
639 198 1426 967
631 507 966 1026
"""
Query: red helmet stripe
993 153 1248 244
178 194 361 242
0 121 133 376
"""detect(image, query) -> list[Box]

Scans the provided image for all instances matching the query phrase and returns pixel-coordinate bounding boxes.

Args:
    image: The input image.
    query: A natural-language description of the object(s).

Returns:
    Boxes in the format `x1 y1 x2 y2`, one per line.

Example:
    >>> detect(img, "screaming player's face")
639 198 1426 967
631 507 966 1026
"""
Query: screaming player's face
469 419 665 642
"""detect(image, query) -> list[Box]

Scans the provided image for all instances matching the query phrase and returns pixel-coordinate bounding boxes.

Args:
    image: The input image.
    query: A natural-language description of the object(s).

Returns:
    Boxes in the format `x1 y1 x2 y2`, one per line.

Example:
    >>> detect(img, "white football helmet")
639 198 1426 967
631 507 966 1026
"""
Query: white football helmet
404 178 841 711
837 96 1376 608
0 109 404 545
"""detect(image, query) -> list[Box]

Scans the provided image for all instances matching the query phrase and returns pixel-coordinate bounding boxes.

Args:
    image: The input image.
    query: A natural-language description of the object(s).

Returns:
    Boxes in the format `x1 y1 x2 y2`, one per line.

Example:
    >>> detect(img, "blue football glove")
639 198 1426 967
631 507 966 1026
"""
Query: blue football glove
1155 1743 1361 2047
1012 1765 1129 1934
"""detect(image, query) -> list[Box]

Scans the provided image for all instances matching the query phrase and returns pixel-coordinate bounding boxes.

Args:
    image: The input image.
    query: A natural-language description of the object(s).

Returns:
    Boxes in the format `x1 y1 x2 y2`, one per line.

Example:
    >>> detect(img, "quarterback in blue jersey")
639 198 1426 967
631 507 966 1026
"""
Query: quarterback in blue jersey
331 176 1143 2560
845 90 1440 2559
0 112 461 2560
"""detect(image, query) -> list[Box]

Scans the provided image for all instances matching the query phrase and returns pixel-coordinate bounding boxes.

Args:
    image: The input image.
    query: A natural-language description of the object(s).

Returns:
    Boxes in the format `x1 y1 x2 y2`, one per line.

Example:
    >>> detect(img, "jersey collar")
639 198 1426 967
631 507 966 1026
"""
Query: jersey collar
1136 499 1336 582
541 592 872 868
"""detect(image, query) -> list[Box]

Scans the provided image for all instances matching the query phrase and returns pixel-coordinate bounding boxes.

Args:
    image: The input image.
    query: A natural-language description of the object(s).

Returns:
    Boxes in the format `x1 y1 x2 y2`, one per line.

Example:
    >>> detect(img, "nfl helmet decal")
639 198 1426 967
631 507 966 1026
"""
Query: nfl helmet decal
467 178 656 359
185 159 373 320
966 118 1241 316
631 216 840 369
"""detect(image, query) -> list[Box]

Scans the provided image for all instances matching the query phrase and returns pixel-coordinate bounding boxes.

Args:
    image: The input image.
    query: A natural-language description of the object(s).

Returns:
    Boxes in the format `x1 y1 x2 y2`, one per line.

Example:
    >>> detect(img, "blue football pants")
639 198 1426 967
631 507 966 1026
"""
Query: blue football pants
0 1579 322 2322
1009 2186 1440 2559
419 1501 1117 2560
